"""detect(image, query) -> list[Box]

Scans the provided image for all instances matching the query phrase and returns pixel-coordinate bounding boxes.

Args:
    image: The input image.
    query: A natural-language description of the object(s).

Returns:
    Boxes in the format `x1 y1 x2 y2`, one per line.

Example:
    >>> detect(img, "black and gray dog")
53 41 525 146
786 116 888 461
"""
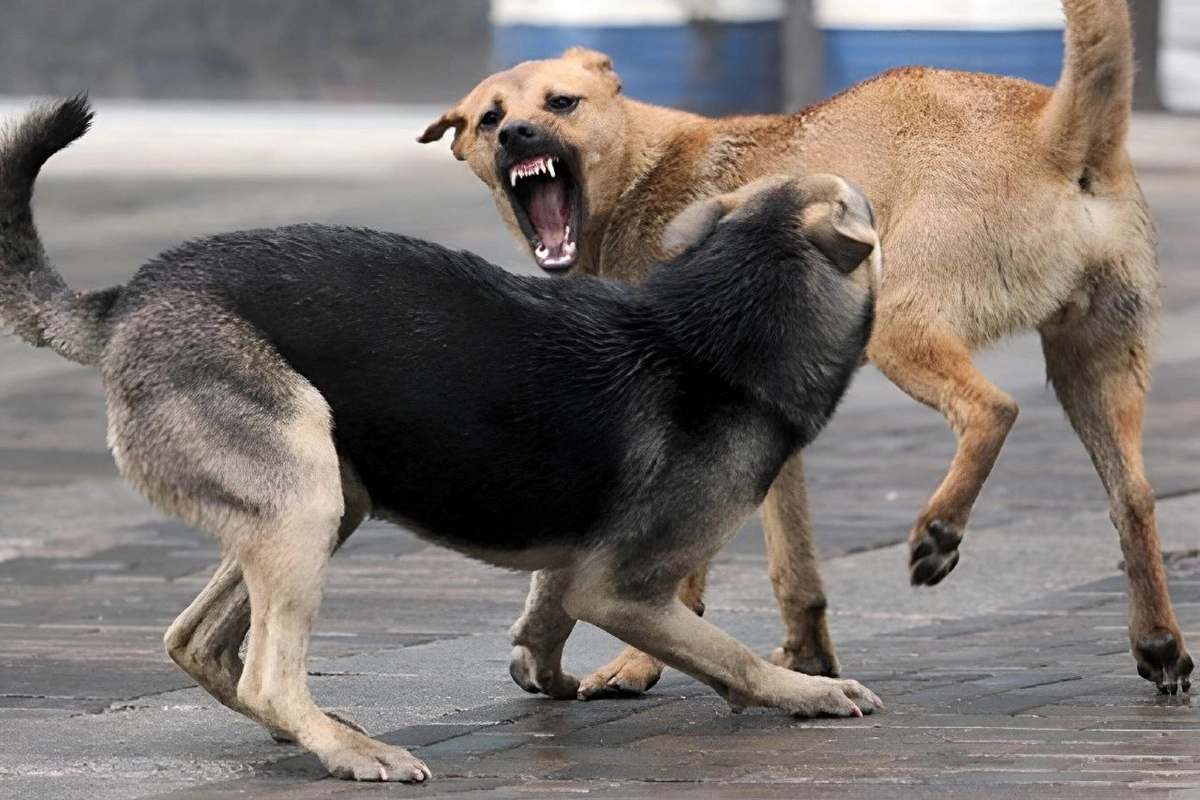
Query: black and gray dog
0 98 880 782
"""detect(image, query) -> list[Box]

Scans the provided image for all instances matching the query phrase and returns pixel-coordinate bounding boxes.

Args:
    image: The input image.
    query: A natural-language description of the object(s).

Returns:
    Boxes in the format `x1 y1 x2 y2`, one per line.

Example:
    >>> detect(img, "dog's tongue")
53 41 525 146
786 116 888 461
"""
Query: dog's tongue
529 180 569 251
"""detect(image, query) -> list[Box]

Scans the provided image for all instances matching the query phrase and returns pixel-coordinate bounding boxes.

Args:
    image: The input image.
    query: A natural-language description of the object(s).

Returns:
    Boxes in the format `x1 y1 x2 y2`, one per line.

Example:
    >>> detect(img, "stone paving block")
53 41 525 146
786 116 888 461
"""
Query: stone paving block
0 656 192 706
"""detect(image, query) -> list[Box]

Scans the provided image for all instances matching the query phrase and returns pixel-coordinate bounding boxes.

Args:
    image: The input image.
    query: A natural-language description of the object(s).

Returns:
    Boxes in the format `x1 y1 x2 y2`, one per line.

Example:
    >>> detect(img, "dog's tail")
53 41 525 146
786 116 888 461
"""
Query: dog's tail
1040 0 1134 181
0 96 119 366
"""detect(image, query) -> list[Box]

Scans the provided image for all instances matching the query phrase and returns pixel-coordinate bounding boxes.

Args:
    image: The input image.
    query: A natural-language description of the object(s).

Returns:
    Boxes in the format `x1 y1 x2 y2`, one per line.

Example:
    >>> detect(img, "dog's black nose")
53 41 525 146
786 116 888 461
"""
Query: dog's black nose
498 120 541 149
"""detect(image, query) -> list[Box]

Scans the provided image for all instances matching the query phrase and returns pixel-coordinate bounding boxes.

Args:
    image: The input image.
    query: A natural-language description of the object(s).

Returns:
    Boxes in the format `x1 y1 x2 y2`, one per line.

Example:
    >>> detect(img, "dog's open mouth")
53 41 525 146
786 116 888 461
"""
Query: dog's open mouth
503 154 583 272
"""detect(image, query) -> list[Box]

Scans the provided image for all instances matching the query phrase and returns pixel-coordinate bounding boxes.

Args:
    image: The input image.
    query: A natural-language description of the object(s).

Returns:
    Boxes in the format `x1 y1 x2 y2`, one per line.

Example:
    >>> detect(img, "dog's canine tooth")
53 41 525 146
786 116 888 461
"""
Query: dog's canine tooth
510 168 518 187
547 159 556 178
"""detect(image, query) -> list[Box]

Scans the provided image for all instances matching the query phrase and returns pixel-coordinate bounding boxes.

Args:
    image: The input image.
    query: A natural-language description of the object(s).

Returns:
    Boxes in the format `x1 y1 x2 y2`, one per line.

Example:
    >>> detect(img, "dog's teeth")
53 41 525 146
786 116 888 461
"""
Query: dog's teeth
547 160 556 178
510 169 518 187
535 244 549 260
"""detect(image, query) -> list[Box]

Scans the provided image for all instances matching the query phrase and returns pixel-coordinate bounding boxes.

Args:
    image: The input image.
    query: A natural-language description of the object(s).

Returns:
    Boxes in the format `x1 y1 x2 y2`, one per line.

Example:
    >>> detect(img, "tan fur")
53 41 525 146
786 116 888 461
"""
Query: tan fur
423 0 1191 694
560 553 880 716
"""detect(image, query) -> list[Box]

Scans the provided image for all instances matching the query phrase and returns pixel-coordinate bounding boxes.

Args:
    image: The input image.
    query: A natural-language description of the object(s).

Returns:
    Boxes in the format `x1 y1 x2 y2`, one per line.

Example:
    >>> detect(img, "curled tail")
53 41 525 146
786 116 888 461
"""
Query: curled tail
0 95 119 366
1040 0 1135 181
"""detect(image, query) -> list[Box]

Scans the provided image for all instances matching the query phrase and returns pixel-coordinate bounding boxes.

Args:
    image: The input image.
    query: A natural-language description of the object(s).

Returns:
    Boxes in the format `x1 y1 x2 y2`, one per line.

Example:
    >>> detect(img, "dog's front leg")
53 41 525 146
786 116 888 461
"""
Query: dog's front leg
509 568 580 699
761 452 840 678
575 570 706 699
565 573 881 718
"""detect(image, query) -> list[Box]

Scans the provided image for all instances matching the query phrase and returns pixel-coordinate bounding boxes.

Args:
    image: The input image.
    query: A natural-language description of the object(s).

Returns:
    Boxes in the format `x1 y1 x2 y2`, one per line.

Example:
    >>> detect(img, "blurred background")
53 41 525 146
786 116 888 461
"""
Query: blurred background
0 0 1194 113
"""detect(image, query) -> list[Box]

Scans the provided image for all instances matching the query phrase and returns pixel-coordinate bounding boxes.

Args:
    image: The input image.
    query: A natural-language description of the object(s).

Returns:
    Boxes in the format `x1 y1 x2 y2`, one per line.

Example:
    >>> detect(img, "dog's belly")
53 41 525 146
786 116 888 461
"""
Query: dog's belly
340 409 622 552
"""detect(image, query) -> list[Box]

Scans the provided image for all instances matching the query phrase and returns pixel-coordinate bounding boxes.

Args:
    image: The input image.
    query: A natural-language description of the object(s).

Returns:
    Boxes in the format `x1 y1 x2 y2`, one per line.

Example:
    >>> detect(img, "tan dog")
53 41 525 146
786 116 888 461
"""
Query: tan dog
420 0 1193 697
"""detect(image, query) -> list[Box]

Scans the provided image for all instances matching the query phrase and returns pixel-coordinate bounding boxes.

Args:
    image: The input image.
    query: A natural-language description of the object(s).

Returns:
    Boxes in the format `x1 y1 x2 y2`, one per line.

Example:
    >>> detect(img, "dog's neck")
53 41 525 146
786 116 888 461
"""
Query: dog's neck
637 215 869 443
582 99 809 282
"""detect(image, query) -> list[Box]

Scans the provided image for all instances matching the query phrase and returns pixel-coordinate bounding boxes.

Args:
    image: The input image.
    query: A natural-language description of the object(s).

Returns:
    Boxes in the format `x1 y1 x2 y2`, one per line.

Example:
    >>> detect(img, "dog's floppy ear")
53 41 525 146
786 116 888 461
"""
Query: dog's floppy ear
661 175 793 255
417 104 469 161
662 196 731 254
797 174 880 275
561 46 622 93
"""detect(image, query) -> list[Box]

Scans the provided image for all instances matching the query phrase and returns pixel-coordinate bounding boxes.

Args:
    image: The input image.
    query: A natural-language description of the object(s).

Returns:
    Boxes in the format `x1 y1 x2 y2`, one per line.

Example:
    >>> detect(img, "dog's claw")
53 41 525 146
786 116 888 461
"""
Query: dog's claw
783 676 884 718
910 520 963 586
1135 632 1193 696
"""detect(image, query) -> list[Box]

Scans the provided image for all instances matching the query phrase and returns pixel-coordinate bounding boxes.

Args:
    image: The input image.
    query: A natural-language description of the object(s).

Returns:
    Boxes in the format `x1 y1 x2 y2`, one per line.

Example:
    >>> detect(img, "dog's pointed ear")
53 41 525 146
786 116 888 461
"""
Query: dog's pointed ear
417 104 469 161
561 47 622 93
662 196 730 254
797 175 879 274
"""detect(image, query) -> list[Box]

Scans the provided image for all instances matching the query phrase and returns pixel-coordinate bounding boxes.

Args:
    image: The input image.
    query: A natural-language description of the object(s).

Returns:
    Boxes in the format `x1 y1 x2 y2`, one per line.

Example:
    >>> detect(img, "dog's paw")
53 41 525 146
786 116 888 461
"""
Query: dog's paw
322 738 431 783
576 648 663 700
770 645 839 678
1134 631 1194 696
909 519 962 586
508 645 579 699
779 675 884 718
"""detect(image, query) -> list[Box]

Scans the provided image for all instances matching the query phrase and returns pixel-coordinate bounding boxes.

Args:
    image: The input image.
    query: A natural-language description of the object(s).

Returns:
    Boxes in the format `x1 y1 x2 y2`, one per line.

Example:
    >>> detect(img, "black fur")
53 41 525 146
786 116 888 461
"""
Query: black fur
1 98 873 561
111 196 872 552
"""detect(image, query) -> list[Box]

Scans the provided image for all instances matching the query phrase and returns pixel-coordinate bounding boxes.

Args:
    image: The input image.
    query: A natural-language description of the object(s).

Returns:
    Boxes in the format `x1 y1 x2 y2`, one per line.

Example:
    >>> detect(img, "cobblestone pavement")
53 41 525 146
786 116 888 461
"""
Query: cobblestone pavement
0 106 1197 799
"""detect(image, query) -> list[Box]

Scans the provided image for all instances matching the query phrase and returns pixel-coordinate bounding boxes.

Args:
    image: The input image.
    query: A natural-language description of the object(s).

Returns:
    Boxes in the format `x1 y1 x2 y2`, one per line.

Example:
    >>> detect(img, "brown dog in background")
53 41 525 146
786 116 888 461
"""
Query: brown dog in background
420 0 1193 697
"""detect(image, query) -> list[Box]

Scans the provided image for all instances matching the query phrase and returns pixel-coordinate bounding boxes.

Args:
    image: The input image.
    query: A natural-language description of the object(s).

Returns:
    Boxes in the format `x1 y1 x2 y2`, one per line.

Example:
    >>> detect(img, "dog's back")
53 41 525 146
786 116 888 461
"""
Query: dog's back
108 225 641 553
99 195 868 563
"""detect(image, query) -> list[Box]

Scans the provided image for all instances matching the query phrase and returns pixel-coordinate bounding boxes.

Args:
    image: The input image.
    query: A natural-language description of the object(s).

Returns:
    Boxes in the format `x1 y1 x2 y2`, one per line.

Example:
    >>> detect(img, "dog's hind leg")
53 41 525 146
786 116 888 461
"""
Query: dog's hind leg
165 553 251 715
1041 280 1192 695
762 452 839 677
575 570 705 699
868 324 1019 586
227 392 428 781
165 460 372 740
107 315 423 780
509 568 580 699
565 566 882 717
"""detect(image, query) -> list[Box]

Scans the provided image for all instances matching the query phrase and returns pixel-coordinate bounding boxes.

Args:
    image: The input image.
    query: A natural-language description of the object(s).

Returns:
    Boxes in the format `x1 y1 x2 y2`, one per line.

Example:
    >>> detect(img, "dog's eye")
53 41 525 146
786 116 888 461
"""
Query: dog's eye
479 109 502 130
546 95 580 114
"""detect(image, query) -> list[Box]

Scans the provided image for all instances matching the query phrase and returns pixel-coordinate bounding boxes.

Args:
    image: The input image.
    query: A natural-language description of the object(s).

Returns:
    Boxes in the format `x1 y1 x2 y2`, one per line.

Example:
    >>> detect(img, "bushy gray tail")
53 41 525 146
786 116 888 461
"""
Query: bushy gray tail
1040 0 1134 181
0 95 119 366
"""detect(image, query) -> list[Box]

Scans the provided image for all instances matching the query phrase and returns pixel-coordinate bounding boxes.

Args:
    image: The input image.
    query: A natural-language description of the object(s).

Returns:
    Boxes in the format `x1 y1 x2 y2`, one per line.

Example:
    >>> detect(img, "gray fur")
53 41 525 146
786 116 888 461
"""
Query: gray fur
0 95 118 365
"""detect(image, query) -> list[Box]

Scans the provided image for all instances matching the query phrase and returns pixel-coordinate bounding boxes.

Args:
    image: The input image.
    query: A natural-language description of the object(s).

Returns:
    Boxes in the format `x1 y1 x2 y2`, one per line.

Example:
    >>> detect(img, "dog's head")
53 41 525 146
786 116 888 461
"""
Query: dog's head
662 173 881 281
418 47 628 273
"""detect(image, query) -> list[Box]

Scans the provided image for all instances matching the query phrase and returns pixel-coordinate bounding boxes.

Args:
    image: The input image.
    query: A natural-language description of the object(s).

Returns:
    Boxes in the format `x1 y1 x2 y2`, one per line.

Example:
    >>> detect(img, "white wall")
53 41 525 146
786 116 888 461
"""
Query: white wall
1162 0 1200 111
813 0 1063 29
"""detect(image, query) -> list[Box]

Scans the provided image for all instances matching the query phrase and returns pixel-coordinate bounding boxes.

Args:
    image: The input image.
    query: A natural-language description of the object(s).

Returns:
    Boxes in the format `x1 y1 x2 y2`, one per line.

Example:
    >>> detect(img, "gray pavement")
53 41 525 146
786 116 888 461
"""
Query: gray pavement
0 105 1198 799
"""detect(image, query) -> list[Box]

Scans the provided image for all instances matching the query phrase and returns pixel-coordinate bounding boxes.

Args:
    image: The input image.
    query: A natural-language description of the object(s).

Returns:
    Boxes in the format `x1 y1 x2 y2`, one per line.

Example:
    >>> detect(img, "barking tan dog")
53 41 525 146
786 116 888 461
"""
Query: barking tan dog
420 0 1193 698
